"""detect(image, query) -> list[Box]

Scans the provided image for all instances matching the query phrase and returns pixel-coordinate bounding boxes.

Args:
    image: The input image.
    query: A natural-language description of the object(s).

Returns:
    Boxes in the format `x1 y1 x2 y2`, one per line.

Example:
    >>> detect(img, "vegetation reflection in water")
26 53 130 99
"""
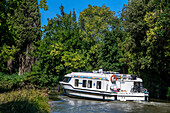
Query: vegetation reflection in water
49 95 170 113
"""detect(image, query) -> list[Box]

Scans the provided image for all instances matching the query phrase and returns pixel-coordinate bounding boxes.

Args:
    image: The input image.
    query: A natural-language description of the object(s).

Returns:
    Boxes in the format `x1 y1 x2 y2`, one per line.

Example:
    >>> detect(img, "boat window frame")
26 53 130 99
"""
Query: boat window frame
82 80 87 87
63 77 71 83
96 81 101 89
87 80 92 88
75 79 79 87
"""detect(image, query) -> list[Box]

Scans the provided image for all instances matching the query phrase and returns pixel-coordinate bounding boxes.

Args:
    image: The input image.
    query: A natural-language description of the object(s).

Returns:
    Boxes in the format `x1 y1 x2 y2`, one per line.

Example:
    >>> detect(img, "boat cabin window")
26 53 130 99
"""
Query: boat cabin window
87 80 92 88
134 82 143 88
134 82 143 92
96 81 101 89
75 79 79 87
83 80 87 87
63 77 71 83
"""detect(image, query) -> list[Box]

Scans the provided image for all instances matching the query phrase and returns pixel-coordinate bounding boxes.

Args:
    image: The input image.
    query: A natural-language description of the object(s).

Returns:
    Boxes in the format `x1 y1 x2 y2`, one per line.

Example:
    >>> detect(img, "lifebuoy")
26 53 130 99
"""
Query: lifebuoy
110 75 117 82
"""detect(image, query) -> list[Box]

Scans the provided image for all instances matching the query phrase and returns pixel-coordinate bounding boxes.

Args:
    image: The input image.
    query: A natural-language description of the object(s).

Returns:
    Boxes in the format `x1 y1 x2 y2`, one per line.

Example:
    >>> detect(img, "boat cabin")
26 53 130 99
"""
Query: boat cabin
59 70 149 101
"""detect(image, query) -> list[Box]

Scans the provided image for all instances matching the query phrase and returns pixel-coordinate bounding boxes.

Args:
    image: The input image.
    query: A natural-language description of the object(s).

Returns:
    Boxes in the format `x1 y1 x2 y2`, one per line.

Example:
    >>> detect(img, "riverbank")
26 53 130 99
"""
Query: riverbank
0 88 49 113
149 98 170 103
48 89 63 101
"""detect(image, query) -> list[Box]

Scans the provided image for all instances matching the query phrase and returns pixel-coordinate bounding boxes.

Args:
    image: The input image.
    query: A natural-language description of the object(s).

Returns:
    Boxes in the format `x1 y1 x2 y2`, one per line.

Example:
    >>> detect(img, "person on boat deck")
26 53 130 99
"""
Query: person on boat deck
110 84 118 92
99 66 103 73
136 84 140 92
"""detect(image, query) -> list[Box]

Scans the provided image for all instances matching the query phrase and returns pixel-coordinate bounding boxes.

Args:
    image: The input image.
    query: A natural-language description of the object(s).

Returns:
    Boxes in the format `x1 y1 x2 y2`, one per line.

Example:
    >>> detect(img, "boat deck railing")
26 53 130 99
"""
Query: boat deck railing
93 71 119 74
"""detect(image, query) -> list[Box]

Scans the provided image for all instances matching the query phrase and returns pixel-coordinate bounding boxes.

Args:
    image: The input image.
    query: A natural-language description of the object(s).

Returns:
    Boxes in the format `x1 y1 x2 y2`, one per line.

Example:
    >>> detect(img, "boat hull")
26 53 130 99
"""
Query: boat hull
60 82 149 101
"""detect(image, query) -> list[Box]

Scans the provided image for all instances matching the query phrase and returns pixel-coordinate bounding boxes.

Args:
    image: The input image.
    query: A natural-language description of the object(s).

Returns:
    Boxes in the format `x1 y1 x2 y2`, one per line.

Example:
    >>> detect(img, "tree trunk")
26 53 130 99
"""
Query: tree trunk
18 54 24 75
7 59 13 73
18 43 34 75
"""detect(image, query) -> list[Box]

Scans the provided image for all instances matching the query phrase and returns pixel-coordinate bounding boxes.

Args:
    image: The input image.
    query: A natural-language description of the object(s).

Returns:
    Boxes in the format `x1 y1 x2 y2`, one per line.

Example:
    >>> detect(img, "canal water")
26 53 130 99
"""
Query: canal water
49 95 170 113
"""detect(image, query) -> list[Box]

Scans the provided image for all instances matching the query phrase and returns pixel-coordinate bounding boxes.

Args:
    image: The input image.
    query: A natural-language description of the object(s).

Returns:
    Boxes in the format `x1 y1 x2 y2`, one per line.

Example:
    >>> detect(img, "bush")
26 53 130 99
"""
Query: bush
0 71 60 91
0 72 25 92
167 87 170 100
0 89 49 113
24 72 60 89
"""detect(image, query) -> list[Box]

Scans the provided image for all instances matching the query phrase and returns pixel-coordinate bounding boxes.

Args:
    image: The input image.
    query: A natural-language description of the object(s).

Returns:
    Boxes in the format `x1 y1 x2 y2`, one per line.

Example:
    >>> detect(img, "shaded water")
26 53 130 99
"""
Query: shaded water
49 95 170 113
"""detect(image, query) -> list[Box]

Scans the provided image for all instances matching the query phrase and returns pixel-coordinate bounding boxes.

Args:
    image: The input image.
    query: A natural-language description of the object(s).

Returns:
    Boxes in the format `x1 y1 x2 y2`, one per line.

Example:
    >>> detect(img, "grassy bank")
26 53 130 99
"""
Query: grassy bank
0 89 49 113
0 72 64 112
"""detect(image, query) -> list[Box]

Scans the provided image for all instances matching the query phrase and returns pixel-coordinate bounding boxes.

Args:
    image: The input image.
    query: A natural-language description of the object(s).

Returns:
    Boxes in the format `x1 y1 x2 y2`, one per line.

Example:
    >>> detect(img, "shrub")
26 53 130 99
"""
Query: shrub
0 71 60 91
0 89 49 113
24 72 60 89
0 72 25 92
167 87 170 100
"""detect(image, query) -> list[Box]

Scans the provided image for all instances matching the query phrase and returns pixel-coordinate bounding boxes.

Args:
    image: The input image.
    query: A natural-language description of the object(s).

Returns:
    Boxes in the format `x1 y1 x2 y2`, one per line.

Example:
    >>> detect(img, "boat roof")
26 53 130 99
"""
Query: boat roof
64 72 143 82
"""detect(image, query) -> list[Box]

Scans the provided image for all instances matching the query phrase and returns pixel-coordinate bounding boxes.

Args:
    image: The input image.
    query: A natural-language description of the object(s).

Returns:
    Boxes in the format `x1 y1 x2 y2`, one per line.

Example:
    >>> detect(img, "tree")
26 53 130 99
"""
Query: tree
143 0 170 98
31 4 85 87
79 4 118 71
100 27 127 73
9 0 41 75
121 0 170 99
121 0 149 74
0 0 48 74
0 0 21 72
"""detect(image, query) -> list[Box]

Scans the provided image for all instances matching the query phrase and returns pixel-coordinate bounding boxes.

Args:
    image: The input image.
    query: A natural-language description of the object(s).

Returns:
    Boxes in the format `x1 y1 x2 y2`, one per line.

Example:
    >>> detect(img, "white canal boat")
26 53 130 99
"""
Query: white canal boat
59 69 149 101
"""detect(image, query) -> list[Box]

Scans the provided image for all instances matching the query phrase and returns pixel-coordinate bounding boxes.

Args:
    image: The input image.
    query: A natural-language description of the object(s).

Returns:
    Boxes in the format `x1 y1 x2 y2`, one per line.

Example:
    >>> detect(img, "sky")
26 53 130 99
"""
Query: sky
39 0 128 29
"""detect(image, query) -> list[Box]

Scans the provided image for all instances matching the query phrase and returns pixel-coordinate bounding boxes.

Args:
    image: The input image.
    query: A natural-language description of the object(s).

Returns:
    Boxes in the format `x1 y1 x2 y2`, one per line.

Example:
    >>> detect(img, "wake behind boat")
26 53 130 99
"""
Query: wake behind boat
59 69 149 101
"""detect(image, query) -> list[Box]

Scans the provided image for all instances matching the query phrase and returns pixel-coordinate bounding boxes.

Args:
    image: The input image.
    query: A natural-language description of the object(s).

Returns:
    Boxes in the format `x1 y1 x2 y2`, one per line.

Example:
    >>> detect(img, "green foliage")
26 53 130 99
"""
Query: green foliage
79 5 121 71
61 51 86 73
121 0 148 74
0 72 25 92
0 0 21 46
100 27 126 73
9 0 42 75
39 0 48 10
11 0 41 47
121 0 170 99
118 36 137 74
143 0 170 71
0 45 19 72
30 38 63 88
0 0 48 73
0 0 21 72
0 89 49 113
167 87 170 100
31 4 85 87
79 4 116 45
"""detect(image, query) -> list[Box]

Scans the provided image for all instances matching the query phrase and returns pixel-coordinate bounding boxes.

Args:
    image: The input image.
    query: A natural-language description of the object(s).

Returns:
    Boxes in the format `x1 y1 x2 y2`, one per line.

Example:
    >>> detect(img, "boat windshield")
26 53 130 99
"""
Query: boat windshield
63 77 71 83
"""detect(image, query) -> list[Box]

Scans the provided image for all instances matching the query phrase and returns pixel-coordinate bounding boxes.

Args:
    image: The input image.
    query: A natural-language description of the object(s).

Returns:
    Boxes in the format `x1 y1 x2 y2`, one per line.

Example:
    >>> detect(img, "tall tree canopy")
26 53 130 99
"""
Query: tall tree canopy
121 0 170 99
0 0 48 74
79 4 117 48
121 0 149 74
31 4 86 87
10 0 41 75
0 0 21 72
79 5 121 71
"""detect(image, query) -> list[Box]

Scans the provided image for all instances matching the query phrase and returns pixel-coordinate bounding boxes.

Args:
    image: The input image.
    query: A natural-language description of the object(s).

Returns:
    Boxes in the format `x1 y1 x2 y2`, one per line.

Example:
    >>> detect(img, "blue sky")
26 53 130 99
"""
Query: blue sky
39 0 128 28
